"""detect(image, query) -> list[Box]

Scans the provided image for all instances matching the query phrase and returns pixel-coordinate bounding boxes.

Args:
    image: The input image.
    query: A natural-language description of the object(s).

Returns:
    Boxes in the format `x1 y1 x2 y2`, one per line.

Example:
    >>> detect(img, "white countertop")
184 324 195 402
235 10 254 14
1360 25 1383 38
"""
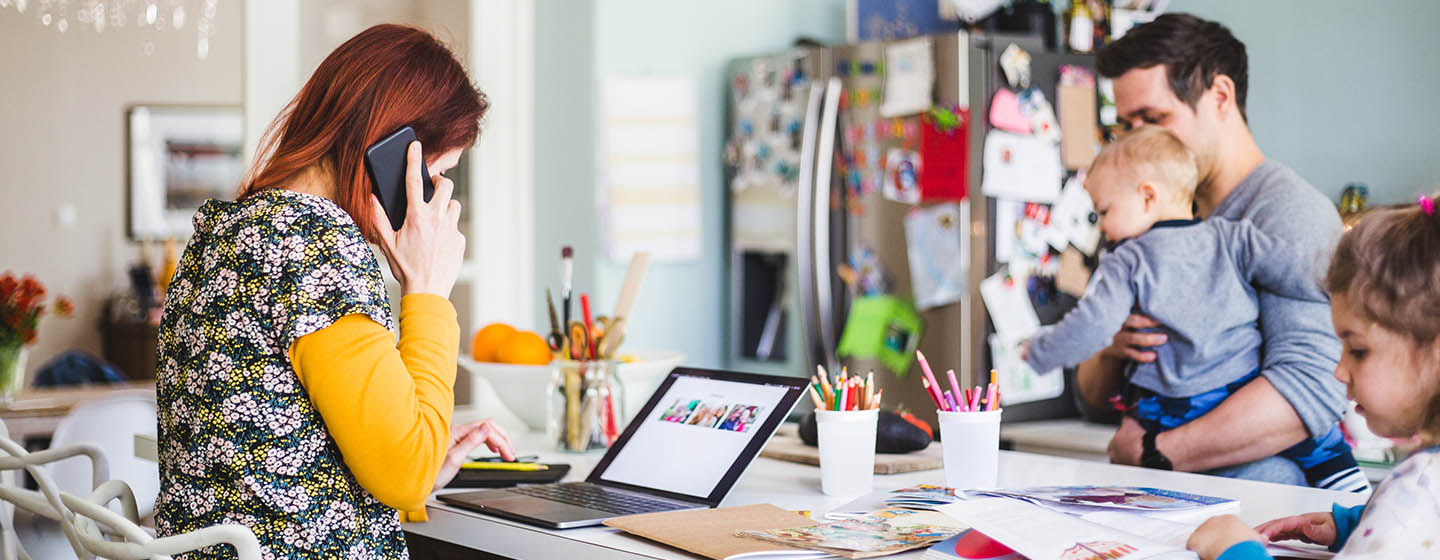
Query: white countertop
404 425 1367 560
133 409 1368 559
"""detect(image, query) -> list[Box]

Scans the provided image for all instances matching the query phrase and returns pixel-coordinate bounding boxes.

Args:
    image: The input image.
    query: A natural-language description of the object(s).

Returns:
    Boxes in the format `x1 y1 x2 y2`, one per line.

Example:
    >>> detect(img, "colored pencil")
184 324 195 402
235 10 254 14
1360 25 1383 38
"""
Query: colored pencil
816 366 833 400
871 390 883 410
864 371 875 410
916 351 949 411
945 369 962 403
806 383 826 409
970 386 983 411
944 391 958 412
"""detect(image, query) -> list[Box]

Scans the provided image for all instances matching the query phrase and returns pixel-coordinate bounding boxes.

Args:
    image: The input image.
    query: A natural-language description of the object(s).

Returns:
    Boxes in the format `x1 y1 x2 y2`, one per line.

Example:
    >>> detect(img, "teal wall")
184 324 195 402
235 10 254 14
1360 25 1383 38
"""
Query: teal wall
533 0 598 341
534 0 847 368
1168 0 1440 203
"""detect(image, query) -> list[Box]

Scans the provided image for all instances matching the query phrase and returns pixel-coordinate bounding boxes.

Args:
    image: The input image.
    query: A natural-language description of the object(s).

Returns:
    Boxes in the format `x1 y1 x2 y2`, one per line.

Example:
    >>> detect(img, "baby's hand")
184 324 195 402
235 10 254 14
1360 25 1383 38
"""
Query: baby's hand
1187 515 1264 560
1255 512 1337 547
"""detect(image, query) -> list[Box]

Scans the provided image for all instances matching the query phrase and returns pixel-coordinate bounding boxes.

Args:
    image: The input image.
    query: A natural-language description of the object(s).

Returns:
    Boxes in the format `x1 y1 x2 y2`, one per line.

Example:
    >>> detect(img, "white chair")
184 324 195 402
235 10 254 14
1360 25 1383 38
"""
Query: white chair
0 417 262 560
48 390 160 518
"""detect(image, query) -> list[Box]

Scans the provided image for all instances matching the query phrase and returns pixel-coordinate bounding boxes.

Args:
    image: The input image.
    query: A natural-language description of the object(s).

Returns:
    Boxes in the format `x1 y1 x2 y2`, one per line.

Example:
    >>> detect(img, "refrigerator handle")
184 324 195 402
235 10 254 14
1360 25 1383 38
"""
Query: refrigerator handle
812 77 843 374
795 81 825 372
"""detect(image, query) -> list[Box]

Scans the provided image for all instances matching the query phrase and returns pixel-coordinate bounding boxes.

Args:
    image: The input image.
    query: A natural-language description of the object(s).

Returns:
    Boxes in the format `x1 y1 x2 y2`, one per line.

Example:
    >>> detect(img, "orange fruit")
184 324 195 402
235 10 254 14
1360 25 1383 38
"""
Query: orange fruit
497 331 553 366
471 323 517 362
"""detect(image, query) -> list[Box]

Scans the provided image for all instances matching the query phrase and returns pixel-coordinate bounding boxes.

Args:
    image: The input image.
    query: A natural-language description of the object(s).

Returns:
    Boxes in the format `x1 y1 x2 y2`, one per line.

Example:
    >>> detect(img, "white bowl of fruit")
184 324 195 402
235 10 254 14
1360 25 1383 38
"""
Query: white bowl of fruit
458 323 684 432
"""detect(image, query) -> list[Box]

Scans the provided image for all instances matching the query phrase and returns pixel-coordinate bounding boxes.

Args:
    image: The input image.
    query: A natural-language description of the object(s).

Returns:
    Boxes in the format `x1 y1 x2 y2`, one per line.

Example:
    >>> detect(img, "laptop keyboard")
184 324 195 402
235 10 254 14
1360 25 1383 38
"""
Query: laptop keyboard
509 483 691 516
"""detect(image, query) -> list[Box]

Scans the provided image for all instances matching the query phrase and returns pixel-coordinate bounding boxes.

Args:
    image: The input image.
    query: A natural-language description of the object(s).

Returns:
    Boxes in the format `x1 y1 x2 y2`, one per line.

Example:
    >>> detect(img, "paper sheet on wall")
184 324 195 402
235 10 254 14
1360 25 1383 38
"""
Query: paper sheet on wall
993 199 1022 264
904 202 968 310
879 37 935 117
979 271 1040 347
980 130 1063 203
989 334 1064 405
598 77 702 262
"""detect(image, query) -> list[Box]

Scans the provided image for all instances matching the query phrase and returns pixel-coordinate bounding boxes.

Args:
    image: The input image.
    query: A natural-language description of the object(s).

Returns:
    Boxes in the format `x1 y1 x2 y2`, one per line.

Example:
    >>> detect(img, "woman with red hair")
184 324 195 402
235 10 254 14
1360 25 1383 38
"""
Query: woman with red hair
154 24 514 558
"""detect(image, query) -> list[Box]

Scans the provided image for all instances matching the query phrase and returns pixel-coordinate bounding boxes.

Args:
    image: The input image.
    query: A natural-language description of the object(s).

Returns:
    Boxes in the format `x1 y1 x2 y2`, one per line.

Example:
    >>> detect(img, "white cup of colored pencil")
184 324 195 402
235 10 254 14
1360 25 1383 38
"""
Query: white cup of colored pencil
811 365 880 496
916 351 1003 490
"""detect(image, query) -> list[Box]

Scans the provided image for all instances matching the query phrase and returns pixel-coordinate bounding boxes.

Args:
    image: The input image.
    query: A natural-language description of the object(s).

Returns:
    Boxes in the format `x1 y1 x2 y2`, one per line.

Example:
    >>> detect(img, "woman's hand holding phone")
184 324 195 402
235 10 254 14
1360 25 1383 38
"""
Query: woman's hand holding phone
370 141 465 297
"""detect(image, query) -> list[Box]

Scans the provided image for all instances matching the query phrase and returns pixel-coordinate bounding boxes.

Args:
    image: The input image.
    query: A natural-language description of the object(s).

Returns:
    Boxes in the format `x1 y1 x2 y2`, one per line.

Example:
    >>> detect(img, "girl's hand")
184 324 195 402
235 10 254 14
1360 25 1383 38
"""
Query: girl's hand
1255 512 1338 547
432 419 517 492
1188 515 1264 560
369 141 466 298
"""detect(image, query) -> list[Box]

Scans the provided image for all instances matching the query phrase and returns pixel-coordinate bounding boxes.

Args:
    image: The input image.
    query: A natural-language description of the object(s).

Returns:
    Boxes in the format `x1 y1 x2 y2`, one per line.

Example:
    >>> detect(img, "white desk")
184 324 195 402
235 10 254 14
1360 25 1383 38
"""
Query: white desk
404 429 1367 560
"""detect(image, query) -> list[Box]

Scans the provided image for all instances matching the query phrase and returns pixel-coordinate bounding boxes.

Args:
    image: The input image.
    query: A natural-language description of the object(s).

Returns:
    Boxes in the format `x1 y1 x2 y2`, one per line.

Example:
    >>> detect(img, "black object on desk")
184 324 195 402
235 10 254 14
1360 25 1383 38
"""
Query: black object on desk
444 464 571 489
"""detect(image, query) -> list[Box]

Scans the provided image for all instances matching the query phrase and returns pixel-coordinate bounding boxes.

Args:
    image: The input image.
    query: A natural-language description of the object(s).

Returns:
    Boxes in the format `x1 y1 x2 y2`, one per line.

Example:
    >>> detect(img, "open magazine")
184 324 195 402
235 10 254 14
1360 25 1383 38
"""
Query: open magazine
827 485 964 519
739 508 966 559
968 486 1239 524
938 498 1199 560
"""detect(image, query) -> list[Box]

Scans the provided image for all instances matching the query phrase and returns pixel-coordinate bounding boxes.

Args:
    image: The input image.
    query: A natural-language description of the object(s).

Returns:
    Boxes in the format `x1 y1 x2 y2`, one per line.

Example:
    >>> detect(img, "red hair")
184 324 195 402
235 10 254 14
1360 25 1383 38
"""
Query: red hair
237 24 487 241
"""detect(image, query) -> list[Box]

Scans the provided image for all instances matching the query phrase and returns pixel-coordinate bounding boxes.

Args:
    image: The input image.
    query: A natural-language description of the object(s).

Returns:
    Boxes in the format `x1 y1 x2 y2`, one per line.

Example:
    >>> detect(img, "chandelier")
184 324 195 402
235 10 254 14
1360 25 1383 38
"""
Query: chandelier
0 0 220 59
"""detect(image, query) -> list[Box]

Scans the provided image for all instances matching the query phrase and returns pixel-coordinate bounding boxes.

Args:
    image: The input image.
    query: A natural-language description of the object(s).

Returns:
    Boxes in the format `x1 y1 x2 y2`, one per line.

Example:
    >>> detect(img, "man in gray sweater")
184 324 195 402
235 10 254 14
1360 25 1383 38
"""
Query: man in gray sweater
1022 127 1367 492
1081 13 1350 486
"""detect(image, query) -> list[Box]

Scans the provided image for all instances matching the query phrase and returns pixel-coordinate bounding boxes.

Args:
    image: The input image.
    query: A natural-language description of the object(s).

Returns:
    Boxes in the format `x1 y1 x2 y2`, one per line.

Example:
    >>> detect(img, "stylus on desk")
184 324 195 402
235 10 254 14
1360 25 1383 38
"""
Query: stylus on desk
461 462 550 471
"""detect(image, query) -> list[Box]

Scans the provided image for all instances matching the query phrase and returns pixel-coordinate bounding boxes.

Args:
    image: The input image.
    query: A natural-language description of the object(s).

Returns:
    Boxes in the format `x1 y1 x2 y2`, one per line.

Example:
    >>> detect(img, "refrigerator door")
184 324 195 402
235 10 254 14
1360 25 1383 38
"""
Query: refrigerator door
726 49 831 378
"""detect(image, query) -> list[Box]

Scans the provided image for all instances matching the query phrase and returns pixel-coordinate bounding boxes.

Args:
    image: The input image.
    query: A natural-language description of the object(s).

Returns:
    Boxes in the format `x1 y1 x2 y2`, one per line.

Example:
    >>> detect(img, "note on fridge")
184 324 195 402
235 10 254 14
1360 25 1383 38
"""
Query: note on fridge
979 271 1040 347
981 130 1063 203
988 334 1063 406
1051 176 1102 255
904 202 968 310
994 199 1022 264
879 37 935 118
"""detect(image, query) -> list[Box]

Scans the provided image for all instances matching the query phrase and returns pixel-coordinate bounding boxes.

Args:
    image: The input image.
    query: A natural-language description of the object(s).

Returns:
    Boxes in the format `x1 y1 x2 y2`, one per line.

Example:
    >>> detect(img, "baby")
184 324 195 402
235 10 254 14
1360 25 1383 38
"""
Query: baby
1021 125 1367 492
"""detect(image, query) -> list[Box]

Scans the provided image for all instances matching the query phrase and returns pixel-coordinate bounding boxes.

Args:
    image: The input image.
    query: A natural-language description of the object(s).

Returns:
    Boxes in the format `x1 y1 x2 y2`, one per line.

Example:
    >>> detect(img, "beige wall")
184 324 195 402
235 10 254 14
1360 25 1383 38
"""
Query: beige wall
0 3 244 379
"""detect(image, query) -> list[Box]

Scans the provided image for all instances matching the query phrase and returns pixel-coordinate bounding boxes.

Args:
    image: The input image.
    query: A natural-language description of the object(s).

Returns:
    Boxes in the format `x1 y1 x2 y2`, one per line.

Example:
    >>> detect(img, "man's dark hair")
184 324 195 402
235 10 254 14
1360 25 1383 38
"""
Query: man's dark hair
1096 13 1249 121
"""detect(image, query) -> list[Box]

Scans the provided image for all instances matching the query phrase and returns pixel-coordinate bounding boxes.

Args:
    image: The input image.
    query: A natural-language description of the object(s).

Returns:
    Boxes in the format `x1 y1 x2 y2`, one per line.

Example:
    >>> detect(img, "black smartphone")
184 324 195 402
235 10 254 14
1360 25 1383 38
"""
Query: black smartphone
364 126 435 231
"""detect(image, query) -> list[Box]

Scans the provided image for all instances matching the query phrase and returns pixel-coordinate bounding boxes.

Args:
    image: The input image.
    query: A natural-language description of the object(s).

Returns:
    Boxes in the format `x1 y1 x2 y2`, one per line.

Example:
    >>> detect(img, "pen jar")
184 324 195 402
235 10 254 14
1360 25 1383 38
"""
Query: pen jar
815 409 878 496
937 408 1002 490
547 360 624 453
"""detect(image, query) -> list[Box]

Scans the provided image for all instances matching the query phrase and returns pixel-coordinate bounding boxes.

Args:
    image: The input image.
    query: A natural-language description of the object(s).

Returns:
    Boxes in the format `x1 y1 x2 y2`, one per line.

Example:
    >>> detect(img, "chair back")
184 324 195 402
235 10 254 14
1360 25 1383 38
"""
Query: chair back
49 390 159 517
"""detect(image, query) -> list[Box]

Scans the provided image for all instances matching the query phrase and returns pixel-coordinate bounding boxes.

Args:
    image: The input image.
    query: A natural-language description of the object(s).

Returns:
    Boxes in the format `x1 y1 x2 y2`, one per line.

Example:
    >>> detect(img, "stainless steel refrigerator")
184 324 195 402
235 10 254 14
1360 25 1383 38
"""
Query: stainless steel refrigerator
725 32 1096 429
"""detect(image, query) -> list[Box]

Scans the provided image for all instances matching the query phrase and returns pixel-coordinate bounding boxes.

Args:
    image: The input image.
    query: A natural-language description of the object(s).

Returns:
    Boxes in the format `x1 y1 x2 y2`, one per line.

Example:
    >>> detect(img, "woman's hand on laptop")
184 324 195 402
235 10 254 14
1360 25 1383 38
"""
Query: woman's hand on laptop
433 419 517 491
1102 314 1168 363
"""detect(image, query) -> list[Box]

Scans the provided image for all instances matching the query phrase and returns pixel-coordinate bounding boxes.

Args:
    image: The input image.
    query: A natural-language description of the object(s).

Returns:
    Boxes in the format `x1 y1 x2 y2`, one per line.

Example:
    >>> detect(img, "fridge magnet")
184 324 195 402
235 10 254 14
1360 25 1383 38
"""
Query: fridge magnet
998 43 1032 90
919 107 969 202
850 247 889 296
980 129 1063 203
1050 176 1102 255
880 36 935 118
988 89 1032 134
837 295 924 377
904 202 969 310
1018 88 1062 144
883 148 923 204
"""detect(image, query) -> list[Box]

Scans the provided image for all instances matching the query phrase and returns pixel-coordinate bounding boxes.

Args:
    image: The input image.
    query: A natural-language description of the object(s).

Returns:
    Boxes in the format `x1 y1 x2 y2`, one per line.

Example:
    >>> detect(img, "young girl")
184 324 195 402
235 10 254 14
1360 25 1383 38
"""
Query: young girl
1187 197 1440 559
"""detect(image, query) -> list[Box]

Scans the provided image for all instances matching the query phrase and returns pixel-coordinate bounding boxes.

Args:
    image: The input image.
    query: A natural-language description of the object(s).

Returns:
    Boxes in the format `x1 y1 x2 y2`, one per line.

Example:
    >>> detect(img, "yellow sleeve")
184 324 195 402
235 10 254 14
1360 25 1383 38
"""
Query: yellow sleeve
289 293 459 515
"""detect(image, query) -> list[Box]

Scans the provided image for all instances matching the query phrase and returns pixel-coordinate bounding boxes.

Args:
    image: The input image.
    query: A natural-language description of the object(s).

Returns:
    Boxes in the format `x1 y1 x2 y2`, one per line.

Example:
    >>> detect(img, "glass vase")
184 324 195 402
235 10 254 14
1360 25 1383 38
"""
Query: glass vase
547 360 624 453
0 345 26 406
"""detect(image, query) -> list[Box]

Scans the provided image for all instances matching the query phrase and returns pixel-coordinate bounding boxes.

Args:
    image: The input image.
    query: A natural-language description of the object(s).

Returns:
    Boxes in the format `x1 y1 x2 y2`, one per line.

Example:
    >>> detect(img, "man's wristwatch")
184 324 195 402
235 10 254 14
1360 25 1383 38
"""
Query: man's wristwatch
1141 429 1173 471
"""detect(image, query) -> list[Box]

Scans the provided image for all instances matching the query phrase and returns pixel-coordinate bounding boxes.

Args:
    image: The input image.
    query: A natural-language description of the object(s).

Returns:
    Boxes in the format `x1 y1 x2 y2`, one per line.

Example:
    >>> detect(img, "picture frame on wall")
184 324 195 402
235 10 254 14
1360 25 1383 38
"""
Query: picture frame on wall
126 105 245 240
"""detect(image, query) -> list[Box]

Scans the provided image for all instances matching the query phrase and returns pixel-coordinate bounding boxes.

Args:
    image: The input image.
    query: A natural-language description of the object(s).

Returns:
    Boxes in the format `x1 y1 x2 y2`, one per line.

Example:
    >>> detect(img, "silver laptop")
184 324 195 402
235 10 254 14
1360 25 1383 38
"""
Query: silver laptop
438 367 808 528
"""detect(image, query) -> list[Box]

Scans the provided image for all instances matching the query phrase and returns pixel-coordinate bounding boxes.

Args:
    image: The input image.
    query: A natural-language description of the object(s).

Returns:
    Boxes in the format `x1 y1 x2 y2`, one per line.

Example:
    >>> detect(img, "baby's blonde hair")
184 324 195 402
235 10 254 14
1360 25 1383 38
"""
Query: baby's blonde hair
1088 125 1199 202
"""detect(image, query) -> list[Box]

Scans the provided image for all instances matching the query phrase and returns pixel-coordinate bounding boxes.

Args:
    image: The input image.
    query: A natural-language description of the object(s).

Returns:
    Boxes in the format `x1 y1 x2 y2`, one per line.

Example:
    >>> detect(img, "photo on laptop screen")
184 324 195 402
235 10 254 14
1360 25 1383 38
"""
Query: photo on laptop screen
598 373 794 498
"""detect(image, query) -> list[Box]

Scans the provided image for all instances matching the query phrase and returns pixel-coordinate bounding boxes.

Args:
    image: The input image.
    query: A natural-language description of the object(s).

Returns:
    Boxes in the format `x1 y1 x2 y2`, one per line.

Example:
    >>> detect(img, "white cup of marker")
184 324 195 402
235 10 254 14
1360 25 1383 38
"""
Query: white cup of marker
917 351 1003 491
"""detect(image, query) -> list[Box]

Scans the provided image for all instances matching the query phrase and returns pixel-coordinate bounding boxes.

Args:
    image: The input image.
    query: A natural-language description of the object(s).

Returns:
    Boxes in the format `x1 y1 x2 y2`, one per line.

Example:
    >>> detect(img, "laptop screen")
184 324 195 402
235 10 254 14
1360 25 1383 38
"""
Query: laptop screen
590 369 806 503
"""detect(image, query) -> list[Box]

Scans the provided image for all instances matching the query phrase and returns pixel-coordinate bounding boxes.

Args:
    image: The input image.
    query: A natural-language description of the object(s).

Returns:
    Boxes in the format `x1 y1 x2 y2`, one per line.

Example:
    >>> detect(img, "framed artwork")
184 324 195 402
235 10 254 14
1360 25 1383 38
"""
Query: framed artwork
127 105 245 239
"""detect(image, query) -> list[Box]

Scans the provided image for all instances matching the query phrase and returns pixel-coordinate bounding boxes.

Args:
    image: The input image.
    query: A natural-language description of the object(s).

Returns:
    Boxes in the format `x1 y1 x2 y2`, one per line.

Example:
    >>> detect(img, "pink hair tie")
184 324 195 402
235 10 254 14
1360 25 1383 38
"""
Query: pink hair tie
1420 195 1436 216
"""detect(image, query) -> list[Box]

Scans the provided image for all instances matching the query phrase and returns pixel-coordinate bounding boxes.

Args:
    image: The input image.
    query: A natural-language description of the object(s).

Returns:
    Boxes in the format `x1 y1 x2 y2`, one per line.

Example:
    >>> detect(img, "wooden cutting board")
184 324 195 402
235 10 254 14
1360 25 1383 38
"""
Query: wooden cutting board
760 425 943 474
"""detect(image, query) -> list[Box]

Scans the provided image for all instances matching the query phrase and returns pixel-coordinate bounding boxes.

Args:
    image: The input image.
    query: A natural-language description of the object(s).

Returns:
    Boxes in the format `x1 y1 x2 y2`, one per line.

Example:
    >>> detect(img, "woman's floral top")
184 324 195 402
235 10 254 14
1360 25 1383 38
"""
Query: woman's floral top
155 190 407 559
